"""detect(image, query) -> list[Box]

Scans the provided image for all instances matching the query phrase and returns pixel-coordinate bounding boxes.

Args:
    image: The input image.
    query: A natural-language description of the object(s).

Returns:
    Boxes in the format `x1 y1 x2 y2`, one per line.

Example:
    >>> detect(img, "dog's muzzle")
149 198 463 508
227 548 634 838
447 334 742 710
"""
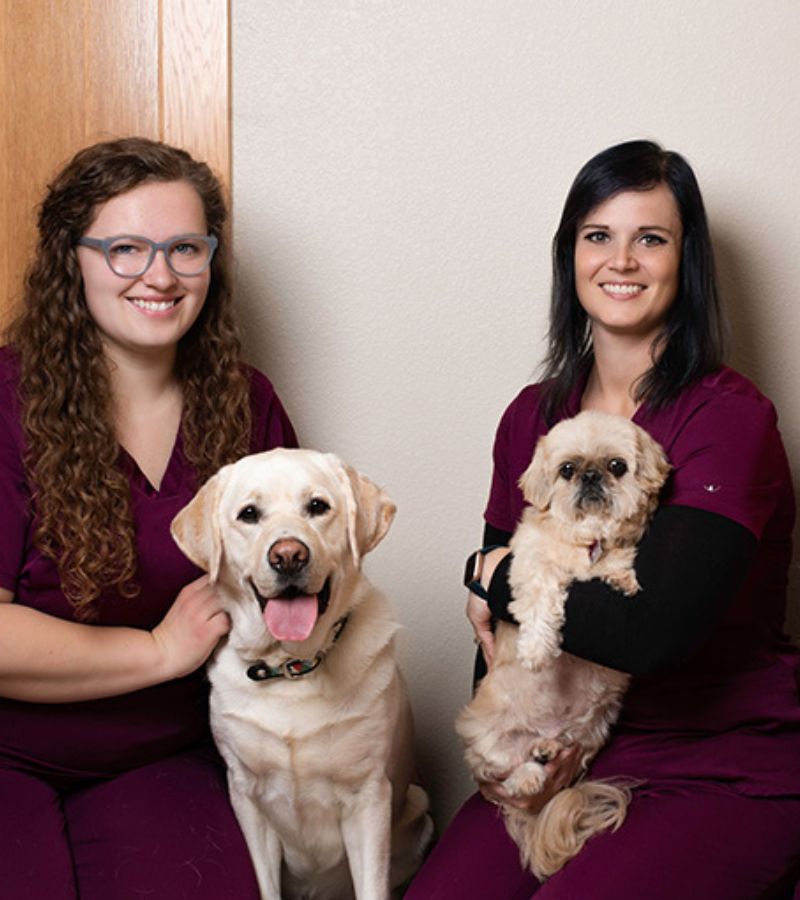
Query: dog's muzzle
576 469 607 509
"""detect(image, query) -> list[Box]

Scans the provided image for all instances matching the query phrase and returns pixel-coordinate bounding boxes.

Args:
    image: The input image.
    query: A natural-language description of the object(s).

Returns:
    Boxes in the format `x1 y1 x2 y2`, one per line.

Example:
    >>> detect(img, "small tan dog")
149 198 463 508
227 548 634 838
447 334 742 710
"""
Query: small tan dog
456 411 669 879
171 448 432 900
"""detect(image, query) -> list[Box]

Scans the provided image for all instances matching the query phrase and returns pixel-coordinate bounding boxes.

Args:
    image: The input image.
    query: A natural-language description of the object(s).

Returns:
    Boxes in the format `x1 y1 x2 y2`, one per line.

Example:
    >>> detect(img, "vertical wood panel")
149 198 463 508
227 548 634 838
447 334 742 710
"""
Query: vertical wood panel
0 0 230 328
83 0 160 140
1 0 90 322
162 0 230 185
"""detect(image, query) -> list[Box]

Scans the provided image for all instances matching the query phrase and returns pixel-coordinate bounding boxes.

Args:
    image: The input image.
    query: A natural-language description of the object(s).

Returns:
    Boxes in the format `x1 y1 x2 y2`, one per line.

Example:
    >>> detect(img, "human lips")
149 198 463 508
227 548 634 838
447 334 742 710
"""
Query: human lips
600 282 646 298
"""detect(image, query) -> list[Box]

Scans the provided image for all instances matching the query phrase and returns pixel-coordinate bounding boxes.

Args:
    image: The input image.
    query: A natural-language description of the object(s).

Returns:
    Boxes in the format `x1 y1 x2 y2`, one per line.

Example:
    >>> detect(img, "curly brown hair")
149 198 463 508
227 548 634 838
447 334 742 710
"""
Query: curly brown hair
7 137 252 618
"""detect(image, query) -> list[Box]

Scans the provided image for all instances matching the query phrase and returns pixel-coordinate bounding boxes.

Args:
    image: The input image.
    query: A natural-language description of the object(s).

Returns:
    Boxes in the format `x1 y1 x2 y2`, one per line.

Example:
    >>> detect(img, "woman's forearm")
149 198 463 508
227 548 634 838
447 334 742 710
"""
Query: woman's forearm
0 599 169 702
479 506 757 675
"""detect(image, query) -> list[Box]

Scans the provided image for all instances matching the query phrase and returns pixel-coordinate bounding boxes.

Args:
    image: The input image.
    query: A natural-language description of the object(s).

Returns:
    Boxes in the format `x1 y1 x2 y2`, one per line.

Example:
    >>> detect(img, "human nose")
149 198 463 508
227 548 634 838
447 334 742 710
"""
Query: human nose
608 241 638 272
141 248 177 288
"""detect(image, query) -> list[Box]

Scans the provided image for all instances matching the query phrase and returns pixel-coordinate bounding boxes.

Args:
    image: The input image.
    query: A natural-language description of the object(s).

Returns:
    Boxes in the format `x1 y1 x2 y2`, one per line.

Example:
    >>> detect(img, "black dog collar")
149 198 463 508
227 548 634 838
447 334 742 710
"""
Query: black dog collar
246 616 349 682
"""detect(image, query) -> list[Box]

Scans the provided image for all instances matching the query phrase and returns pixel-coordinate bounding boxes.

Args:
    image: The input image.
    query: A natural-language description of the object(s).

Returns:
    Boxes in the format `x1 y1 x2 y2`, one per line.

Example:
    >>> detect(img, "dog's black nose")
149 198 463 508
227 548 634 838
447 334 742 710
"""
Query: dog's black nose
268 539 310 576
581 468 603 486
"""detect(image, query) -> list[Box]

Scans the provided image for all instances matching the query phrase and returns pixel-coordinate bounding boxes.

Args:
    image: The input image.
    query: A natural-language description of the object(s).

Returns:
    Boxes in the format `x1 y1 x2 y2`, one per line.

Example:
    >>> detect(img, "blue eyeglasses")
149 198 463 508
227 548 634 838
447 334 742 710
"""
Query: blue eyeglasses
76 233 218 278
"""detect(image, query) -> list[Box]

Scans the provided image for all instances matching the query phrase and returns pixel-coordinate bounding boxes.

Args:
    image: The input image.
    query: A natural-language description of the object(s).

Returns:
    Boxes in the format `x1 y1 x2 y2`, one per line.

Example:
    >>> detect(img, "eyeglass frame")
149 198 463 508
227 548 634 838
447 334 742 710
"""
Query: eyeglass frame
76 233 219 278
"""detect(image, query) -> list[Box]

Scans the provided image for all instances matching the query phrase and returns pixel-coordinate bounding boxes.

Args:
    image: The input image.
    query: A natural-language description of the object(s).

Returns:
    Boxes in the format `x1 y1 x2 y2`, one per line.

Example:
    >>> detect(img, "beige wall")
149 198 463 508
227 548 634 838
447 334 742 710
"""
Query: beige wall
232 0 800 825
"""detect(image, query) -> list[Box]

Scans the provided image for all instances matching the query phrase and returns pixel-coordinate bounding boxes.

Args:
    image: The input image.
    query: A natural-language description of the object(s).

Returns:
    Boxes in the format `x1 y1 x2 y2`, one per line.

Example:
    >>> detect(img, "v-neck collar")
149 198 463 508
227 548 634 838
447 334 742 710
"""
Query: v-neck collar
118 427 186 499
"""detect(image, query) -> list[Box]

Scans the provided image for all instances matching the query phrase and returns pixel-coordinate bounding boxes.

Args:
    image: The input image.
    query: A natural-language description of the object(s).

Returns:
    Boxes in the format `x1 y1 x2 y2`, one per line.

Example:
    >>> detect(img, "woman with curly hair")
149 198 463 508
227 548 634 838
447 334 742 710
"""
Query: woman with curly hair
0 137 297 899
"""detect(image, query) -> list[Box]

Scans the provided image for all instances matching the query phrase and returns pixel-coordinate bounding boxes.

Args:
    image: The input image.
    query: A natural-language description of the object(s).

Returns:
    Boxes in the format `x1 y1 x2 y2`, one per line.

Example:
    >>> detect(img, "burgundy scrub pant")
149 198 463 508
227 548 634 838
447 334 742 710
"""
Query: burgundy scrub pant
406 784 800 900
0 745 259 900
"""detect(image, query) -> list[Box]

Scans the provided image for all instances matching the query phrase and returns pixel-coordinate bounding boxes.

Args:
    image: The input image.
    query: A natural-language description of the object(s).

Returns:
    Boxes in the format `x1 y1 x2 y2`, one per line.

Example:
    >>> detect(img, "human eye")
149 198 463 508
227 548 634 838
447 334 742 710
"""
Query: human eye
582 230 610 244
638 232 668 247
173 241 201 256
169 237 205 257
108 238 147 257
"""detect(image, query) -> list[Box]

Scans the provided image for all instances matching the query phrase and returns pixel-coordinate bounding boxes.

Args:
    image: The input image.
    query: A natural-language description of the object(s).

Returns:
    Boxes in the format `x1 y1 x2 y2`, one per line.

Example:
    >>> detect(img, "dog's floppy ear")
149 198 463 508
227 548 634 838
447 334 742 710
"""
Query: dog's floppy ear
332 458 396 563
518 434 553 511
634 428 671 496
170 468 228 582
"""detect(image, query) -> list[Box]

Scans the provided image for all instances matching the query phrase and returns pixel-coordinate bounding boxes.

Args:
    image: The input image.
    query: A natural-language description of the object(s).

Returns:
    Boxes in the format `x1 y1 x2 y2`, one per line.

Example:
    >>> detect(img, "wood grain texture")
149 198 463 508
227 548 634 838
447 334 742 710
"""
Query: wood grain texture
83 0 160 141
162 0 231 186
2 0 88 324
0 0 230 328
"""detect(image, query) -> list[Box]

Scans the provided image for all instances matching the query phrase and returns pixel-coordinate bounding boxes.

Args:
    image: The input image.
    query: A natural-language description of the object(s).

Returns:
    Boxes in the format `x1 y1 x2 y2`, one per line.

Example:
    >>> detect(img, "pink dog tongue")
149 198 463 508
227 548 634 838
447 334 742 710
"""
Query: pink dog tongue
263 595 319 642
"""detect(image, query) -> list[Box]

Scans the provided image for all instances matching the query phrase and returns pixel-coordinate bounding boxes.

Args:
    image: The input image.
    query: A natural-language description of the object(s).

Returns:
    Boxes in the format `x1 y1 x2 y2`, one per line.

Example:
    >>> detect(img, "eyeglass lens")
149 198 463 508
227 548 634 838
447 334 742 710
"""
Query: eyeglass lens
106 236 213 277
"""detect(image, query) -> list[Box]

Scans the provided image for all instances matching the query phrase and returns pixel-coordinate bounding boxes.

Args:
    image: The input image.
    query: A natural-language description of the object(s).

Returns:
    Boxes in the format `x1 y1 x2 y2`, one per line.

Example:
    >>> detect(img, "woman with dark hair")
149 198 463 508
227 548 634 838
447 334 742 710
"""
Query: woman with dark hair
0 137 297 898
407 140 800 898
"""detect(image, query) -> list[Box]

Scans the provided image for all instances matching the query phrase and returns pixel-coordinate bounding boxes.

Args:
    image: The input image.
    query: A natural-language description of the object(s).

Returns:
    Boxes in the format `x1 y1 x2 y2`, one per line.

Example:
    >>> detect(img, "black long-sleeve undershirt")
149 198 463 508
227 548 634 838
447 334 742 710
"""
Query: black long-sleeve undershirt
477 505 757 678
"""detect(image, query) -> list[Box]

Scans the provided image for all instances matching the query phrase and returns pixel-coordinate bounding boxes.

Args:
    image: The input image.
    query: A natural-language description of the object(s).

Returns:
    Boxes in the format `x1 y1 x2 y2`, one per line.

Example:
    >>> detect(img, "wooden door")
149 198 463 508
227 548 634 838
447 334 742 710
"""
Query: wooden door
0 0 230 328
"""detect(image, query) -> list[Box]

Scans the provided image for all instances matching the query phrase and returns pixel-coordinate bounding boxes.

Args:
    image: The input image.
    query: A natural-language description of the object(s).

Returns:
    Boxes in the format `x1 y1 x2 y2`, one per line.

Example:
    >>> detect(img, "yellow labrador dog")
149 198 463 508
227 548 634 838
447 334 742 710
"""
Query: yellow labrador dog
171 448 432 900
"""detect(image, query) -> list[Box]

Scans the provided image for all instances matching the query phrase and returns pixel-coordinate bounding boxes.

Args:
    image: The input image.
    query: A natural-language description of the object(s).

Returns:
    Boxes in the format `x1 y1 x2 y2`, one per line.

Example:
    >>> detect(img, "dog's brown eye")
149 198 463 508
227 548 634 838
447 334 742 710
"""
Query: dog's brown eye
608 458 628 478
307 497 330 517
558 463 576 481
237 505 261 523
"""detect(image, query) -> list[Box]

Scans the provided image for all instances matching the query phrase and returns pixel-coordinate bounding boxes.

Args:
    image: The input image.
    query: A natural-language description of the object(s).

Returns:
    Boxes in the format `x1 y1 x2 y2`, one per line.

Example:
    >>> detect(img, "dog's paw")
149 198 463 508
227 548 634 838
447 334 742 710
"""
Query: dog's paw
606 570 640 596
503 761 548 797
528 737 563 766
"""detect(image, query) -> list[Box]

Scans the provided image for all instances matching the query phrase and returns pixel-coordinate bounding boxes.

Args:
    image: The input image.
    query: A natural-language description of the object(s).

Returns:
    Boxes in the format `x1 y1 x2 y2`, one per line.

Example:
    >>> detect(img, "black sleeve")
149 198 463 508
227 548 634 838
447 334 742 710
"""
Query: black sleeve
472 523 513 683
480 505 757 675
483 522 513 548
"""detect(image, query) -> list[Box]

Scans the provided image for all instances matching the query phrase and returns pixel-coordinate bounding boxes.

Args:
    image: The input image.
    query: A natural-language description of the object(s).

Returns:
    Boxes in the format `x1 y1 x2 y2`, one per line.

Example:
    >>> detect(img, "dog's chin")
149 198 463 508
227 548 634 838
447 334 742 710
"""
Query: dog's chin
566 484 651 534
569 482 614 515
573 494 611 516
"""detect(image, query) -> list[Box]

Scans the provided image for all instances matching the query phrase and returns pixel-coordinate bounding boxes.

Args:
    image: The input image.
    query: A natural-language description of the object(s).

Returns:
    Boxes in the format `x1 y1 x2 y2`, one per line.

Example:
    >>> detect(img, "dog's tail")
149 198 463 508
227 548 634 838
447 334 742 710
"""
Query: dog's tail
505 779 633 881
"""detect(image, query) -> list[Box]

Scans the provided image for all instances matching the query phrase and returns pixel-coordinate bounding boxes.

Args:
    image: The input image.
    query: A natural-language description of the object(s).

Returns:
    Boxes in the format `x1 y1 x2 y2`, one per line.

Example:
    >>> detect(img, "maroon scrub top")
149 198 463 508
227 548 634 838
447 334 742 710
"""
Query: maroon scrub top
0 345 297 782
485 366 800 798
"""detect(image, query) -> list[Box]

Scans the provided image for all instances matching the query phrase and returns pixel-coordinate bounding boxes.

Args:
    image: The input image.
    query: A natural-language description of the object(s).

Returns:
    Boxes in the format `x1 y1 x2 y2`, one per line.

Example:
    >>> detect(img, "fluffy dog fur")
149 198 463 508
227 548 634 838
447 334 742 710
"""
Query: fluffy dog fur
456 411 670 880
171 448 432 900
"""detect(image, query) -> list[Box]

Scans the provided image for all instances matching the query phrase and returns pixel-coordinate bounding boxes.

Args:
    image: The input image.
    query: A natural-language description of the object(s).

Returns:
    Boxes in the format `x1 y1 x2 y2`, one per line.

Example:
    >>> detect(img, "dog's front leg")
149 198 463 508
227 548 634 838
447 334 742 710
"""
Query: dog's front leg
341 777 392 900
228 785 283 900
511 575 568 670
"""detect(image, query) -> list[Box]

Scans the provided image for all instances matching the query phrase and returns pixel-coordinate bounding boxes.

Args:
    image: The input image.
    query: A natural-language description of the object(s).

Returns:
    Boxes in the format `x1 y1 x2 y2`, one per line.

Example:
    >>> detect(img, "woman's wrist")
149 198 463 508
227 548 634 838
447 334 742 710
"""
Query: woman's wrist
464 545 500 599
478 547 511 590
464 546 512 598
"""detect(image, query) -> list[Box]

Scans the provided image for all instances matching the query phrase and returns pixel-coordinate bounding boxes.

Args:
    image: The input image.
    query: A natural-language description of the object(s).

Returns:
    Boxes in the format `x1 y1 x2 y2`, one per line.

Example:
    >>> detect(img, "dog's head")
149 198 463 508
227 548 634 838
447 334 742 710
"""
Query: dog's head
519 411 670 534
170 448 395 650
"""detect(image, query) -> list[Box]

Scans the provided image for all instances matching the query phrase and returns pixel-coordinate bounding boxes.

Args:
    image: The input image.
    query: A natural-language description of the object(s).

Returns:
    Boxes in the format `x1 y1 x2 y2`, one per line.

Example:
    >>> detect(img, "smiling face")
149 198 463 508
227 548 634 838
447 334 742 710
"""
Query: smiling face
76 179 211 364
574 183 683 344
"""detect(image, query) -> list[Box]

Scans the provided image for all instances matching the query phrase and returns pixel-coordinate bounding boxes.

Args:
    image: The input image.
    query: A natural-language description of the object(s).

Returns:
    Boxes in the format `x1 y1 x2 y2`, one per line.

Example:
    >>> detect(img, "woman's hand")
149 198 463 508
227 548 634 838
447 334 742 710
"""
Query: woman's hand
478 744 584 812
466 546 511 669
467 590 496 668
151 575 231 680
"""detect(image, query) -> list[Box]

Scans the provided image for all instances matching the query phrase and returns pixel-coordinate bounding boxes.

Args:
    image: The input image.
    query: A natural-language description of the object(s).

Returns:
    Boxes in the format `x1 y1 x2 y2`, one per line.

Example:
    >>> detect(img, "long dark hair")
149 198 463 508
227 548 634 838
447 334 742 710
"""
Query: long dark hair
8 137 252 617
541 139 724 422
